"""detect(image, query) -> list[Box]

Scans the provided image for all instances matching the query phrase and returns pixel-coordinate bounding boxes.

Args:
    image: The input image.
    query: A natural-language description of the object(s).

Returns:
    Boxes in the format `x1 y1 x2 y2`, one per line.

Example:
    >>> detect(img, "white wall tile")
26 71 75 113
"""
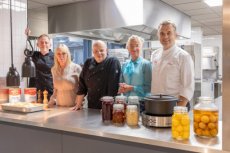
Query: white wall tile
0 1 27 77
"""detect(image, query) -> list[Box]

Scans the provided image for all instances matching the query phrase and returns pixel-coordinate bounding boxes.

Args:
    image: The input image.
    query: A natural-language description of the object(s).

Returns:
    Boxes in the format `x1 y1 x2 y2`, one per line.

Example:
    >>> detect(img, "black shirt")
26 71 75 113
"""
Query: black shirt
29 50 54 99
77 57 121 109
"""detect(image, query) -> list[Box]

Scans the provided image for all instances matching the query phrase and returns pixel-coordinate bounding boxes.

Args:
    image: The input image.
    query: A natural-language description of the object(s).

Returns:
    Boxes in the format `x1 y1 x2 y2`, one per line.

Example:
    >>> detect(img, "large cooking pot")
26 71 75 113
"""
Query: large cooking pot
144 94 179 116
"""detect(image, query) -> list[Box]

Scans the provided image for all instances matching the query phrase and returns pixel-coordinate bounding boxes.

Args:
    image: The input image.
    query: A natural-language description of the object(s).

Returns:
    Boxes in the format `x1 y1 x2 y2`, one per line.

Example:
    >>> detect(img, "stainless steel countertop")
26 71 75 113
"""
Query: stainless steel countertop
0 107 226 153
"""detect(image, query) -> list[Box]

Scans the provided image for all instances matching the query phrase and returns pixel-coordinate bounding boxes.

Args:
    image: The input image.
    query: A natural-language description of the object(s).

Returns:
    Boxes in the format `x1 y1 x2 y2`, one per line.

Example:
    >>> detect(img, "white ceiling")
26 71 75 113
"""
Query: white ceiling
28 0 222 36
161 0 222 36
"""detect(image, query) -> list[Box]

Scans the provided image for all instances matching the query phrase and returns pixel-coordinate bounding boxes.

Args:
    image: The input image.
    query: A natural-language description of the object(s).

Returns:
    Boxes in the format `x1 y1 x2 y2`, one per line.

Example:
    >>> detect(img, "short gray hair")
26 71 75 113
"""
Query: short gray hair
93 40 107 48
126 35 144 49
38 34 50 41
158 20 177 32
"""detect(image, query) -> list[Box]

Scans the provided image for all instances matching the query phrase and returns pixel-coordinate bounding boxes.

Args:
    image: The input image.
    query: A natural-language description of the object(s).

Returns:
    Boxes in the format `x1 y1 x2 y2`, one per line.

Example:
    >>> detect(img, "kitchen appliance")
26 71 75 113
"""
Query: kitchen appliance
141 94 178 127
48 0 191 43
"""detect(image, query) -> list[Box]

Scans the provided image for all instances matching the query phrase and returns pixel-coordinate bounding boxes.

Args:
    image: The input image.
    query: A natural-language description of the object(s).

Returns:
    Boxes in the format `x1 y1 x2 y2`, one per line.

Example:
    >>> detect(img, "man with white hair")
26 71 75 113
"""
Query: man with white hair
73 40 121 110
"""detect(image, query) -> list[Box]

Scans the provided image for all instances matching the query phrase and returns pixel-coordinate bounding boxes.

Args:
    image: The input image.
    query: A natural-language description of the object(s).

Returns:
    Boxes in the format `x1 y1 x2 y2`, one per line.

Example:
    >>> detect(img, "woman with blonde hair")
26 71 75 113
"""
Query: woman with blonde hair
48 44 82 107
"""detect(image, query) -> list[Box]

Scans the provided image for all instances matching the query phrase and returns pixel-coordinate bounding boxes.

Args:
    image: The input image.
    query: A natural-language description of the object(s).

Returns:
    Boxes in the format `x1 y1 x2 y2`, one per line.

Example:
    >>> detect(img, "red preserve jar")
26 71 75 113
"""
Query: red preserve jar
101 96 114 123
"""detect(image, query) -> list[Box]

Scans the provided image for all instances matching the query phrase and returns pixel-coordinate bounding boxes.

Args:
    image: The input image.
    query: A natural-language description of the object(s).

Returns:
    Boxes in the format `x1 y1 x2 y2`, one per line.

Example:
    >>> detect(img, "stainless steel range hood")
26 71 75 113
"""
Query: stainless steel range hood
48 0 191 43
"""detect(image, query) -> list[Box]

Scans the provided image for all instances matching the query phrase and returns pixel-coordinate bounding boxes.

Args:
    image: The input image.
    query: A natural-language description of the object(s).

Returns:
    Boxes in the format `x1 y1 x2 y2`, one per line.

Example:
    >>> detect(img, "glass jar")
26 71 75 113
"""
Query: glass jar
126 105 139 126
115 95 127 108
193 97 218 137
101 96 114 123
128 96 140 117
172 106 190 140
112 103 125 125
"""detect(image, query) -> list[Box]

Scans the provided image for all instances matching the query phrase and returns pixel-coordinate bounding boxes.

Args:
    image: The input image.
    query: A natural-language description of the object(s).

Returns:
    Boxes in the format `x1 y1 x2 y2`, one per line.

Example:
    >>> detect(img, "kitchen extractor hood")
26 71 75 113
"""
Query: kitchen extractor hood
48 0 191 43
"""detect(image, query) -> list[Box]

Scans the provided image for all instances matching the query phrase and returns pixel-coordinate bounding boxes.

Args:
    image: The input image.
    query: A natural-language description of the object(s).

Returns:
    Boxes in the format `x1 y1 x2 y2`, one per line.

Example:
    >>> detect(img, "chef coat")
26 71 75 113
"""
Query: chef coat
77 57 121 109
49 62 82 107
29 50 54 99
151 44 194 101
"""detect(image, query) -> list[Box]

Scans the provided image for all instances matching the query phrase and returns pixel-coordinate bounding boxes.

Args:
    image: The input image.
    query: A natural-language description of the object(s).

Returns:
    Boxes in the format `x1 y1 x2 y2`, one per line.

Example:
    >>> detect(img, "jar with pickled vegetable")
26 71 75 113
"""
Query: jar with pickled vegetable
101 96 114 123
193 97 218 137
115 95 127 109
172 106 190 140
112 103 125 125
126 105 139 126
128 96 140 117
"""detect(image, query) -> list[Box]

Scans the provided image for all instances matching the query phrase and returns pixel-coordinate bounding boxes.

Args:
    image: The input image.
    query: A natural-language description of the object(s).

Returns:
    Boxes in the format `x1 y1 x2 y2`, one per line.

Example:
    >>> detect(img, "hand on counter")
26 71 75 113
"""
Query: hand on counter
71 104 83 111
72 95 85 111
48 101 55 108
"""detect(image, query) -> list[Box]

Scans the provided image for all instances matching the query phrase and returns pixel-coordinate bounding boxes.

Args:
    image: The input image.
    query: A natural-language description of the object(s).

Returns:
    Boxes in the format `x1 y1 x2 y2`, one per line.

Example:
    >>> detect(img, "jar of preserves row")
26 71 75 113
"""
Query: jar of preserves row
101 96 139 126
193 97 218 138
172 106 190 140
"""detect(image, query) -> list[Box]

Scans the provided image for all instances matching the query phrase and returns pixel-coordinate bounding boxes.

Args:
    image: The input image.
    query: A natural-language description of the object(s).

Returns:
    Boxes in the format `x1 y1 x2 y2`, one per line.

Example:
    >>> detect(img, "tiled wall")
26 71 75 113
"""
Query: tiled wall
0 0 27 79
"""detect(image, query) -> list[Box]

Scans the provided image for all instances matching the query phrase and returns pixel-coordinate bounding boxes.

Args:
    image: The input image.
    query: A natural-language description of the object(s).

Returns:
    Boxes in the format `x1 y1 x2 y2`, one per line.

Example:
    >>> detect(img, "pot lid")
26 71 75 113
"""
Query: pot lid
144 94 178 101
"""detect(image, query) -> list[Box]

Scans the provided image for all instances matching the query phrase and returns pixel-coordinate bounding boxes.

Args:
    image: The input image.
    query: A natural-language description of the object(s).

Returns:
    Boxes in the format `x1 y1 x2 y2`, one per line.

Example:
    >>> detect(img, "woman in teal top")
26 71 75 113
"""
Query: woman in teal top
118 35 152 98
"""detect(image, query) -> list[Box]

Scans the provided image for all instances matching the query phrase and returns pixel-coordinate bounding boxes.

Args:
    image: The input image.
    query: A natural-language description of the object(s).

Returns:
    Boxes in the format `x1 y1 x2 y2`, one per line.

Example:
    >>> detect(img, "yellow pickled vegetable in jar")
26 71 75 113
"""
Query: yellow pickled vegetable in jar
172 106 190 140
193 97 218 138
126 105 139 126
193 110 218 137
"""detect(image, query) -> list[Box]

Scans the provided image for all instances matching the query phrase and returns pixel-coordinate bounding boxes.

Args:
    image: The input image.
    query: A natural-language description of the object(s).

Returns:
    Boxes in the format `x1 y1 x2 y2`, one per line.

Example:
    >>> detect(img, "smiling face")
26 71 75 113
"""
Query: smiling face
93 41 107 63
158 23 177 50
127 36 143 61
54 44 71 68
56 49 68 67
37 35 51 54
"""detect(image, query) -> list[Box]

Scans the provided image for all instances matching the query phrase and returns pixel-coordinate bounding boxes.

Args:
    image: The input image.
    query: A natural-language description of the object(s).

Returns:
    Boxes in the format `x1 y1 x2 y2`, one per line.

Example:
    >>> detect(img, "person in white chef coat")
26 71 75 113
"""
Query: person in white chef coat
151 20 194 110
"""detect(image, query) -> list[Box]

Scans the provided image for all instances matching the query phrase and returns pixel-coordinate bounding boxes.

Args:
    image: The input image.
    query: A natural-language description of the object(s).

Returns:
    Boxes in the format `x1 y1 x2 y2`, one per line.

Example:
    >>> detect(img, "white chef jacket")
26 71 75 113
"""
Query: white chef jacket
151 44 194 101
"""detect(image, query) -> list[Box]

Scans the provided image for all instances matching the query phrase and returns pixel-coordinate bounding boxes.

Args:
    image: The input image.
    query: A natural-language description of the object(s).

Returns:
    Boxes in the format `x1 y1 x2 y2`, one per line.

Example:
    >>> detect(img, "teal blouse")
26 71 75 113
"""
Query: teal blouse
120 57 152 97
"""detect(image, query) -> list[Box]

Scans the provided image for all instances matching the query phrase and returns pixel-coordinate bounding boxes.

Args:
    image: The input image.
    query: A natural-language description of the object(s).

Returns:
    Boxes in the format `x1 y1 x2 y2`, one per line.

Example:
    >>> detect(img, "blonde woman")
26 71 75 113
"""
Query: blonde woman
48 44 82 107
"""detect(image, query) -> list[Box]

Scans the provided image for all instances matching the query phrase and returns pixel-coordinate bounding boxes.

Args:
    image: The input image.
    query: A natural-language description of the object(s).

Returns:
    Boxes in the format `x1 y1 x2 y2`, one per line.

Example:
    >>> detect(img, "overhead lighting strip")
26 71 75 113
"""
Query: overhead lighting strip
204 0 222 7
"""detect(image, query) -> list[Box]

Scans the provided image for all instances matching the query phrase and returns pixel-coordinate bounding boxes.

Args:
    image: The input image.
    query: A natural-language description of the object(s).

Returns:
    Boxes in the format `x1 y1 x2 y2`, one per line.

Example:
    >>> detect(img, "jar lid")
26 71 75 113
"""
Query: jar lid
100 96 114 102
127 105 137 110
113 103 124 109
144 94 178 102
195 97 218 111
115 95 127 101
173 106 187 113
128 96 139 102
198 97 213 103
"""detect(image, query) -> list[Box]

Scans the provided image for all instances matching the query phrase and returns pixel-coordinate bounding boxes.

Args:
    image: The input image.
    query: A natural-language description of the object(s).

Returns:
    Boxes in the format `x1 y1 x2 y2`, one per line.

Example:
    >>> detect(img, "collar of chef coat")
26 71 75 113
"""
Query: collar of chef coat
162 44 177 57
92 56 108 66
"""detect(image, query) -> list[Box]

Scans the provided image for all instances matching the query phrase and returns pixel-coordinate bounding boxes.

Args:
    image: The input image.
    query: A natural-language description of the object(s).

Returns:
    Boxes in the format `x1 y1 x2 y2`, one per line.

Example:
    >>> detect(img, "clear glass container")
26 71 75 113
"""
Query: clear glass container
128 96 140 117
115 95 127 108
112 103 125 125
126 105 139 126
101 96 114 123
193 97 218 137
172 106 190 140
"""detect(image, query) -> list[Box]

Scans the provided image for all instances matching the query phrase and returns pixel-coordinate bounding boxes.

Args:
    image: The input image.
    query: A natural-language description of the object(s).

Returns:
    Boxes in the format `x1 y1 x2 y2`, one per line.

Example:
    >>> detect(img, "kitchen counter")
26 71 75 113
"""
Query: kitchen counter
0 107 226 153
